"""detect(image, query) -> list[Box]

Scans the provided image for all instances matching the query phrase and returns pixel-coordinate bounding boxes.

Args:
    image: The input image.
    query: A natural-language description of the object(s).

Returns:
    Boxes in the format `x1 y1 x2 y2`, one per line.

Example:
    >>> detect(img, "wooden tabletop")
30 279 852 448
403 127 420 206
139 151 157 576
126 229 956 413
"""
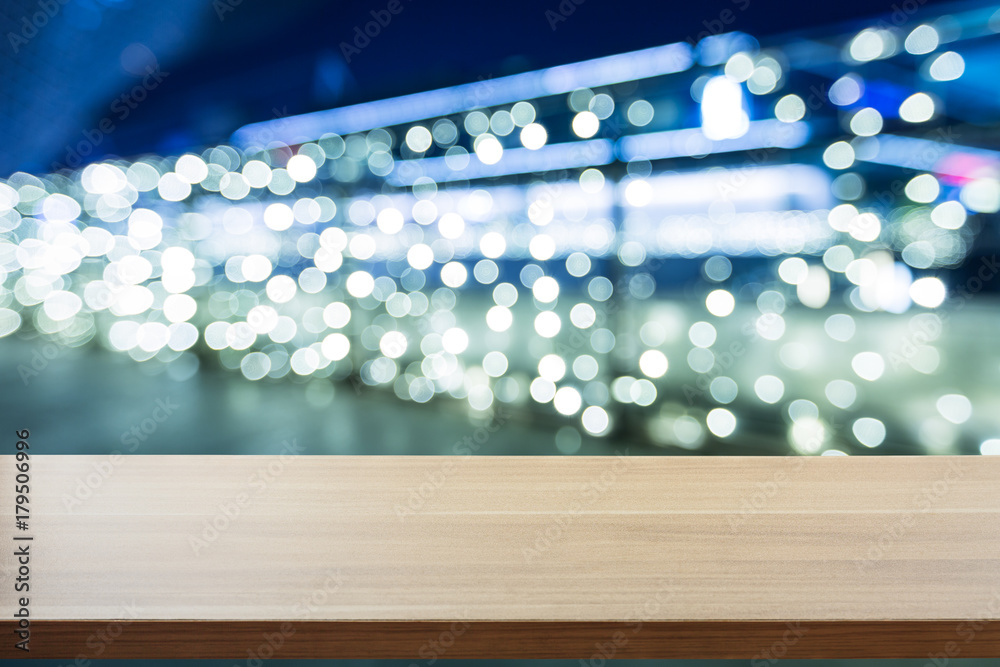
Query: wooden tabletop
2 454 999 658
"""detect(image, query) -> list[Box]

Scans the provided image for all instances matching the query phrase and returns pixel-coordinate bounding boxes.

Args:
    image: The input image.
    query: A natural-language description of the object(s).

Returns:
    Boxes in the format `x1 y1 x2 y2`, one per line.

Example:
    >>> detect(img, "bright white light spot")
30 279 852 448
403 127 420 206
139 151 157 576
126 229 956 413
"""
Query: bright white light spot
480 232 507 259
775 94 805 122
405 125 433 152
797 265 830 309
706 289 735 317
931 201 966 229
582 406 610 434
852 351 885 381
627 100 654 126
639 350 668 378
520 123 548 150
407 243 434 270
853 418 886 447
158 173 191 201
848 212 881 242
850 29 885 62
175 154 208 184
240 352 271 381
441 262 468 288
570 303 596 329
910 277 946 308
829 74 863 106
707 408 736 437
709 376 738 404
823 141 855 169
530 377 556 403
474 135 504 164
42 194 81 223
630 379 656 406
553 387 582 415
291 347 320 375
778 257 809 284
321 333 350 361
825 379 857 409
980 439 1000 455
937 394 972 424
532 276 559 303
376 208 404 234
534 311 561 337
483 351 508 377
349 234 376 260
899 93 935 123
905 25 939 54
323 302 352 328
164 294 197 322
539 354 566 382
905 174 940 203
573 355 598 381
625 179 652 207
526 232 554 260
824 313 856 341
128 208 163 250
928 51 965 81
247 305 278 334
572 112 599 138
438 212 465 239
442 327 469 354
346 271 374 298
754 375 784 404
579 169 605 194
961 179 1000 213
850 107 883 136
242 255 272 282
43 290 81 321
511 101 536 126
486 305 512 332
380 331 407 358
724 52 754 81
701 76 749 140
287 154 317 182
689 321 717 347
264 203 294 231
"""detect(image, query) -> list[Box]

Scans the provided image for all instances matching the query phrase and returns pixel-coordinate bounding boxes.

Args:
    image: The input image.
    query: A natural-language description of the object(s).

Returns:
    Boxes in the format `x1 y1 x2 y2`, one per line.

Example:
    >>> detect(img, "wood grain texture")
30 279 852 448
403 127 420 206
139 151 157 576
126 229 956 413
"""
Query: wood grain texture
2 454 999 658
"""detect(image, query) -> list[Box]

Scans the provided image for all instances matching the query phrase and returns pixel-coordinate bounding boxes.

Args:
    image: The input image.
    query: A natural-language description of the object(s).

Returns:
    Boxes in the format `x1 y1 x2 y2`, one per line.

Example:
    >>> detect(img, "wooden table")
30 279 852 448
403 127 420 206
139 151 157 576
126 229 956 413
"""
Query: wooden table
2 454 998 658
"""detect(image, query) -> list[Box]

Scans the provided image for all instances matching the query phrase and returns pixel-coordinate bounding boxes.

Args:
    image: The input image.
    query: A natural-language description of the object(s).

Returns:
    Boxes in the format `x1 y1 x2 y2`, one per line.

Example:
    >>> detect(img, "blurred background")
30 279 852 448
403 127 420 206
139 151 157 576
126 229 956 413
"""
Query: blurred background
1 0 1000 465
3 2 1000 667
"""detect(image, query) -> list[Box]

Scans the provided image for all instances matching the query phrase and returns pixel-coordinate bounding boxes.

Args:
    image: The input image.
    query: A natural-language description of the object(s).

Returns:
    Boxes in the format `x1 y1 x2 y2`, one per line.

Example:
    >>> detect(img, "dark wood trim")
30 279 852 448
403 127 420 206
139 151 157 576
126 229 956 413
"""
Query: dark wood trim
3 619 999 659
